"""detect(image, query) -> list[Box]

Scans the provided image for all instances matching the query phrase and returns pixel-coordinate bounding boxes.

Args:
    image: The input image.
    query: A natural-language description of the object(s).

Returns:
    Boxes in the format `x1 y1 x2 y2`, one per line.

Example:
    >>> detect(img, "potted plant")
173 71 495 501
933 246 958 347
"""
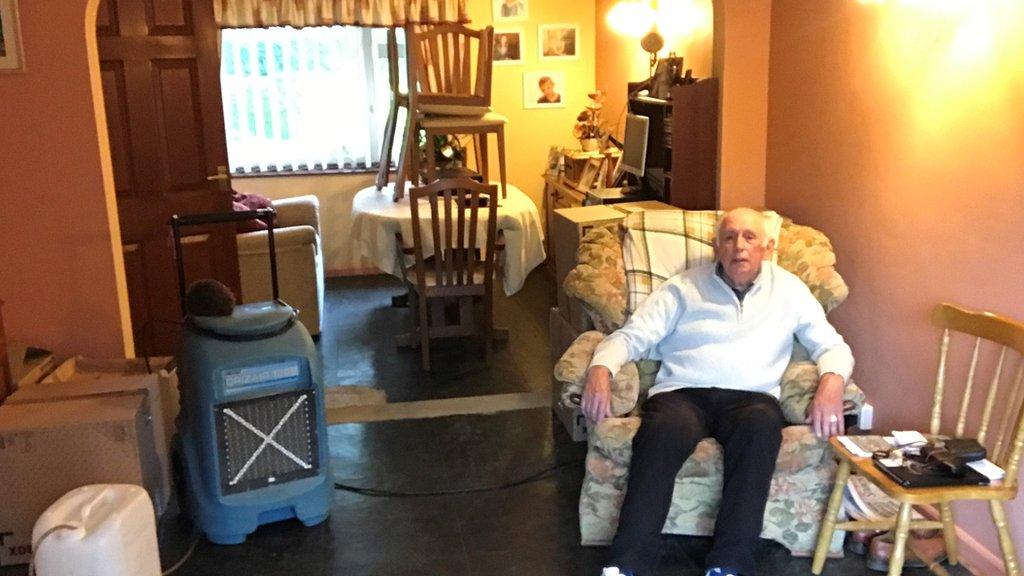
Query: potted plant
416 131 474 181
573 90 607 152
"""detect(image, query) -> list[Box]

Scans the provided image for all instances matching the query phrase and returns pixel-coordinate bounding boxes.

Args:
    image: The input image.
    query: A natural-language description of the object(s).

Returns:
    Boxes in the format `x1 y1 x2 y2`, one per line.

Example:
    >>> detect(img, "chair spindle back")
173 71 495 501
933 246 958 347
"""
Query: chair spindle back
408 178 498 291
930 303 1024 485
407 23 493 108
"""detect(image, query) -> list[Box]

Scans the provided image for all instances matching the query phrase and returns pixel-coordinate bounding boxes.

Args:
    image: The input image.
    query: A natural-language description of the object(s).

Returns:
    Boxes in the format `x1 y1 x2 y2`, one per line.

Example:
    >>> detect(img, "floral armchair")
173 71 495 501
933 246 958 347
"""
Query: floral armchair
552 211 866 557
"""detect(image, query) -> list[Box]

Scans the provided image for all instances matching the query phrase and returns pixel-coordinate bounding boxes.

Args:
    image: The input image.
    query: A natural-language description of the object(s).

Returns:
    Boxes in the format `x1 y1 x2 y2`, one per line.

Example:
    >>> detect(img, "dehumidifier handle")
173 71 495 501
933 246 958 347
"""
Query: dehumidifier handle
170 209 280 316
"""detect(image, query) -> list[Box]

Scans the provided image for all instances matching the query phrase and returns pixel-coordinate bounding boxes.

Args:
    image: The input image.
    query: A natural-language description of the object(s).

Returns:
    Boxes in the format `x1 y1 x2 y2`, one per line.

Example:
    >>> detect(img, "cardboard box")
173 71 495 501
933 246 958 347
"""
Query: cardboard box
549 307 587 442
0 394 162 566
612 200 680 215
552 205 624 333
40 356 179 450
10 371 173 517
4 343 57 391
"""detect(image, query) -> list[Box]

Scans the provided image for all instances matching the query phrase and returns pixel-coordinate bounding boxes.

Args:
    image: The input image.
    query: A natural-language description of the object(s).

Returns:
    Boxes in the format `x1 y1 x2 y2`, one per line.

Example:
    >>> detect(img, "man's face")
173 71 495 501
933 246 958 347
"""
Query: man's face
714 210 773 286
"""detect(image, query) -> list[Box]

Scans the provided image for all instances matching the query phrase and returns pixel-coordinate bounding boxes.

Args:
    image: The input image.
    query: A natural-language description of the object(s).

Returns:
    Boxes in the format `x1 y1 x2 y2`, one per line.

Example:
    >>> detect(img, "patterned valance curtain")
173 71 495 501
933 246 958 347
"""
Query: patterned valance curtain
214 0 469 28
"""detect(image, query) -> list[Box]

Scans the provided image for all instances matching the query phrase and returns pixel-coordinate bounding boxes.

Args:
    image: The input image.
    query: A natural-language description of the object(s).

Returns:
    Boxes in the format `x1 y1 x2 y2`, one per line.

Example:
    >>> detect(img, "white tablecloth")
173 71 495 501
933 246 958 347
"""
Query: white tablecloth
350 183 547 295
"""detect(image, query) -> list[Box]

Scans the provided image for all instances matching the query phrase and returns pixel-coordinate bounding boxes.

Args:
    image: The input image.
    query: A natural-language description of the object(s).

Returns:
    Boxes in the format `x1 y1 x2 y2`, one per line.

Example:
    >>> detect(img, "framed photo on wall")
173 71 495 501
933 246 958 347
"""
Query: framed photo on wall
523 70 566 109
539 24 579 60
493 0 527 23
0 0 25 72
493 29 523 65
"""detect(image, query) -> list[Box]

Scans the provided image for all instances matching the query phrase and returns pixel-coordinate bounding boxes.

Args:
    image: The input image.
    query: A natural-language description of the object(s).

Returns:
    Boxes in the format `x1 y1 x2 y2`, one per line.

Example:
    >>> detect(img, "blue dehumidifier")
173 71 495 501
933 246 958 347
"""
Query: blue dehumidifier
170 209 330 545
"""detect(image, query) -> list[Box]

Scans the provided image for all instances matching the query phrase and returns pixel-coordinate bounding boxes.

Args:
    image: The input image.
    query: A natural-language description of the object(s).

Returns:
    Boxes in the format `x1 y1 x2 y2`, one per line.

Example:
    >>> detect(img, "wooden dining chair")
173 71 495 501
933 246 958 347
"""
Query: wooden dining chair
812 302 1024 576
391 23 508 202
375 27 407 191
395 178 499 371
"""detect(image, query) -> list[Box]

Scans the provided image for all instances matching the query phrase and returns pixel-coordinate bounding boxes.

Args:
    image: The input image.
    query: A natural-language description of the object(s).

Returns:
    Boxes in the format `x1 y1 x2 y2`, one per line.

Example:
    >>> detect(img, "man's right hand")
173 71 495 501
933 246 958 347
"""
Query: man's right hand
582 366 613 423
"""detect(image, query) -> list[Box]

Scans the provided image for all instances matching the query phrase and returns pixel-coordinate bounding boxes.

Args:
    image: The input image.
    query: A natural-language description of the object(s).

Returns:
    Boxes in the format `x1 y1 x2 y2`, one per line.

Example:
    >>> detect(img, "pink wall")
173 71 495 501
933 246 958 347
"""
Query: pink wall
0 0 132 358
766 1 1024 571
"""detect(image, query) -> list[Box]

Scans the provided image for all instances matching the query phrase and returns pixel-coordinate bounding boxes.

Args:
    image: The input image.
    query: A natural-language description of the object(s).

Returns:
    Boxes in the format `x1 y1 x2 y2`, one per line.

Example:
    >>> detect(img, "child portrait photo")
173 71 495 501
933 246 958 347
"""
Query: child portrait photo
523 71 566 109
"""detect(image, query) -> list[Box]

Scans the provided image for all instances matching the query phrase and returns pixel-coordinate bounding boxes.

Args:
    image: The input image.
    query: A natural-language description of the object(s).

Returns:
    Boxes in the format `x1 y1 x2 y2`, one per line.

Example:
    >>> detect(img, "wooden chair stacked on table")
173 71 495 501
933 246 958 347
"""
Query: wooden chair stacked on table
375 27 406 192
395 178 499 371
376 23 507 202
813 302 1024 576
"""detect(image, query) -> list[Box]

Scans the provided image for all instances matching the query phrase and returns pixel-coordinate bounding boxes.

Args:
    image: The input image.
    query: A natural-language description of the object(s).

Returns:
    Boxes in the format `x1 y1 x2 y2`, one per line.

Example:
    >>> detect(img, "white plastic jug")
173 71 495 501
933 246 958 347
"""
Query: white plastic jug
31 484 161 576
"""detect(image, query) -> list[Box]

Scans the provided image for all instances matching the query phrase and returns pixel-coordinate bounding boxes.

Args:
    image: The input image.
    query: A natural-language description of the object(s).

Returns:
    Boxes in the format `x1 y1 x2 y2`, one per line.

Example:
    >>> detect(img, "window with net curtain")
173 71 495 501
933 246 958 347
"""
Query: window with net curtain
220 26 407 174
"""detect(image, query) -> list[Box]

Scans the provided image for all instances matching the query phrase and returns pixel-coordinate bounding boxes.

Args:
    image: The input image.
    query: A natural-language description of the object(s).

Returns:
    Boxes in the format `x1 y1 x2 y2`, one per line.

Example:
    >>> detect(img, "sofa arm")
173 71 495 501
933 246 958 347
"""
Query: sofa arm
271 195 320 234
778 360 867 425
237 225 318 255
554 331 641 417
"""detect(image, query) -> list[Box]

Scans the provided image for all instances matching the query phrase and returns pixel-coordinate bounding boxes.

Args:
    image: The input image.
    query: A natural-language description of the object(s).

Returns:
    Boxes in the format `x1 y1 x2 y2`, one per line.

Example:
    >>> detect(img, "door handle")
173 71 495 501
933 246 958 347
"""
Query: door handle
207 165 231 182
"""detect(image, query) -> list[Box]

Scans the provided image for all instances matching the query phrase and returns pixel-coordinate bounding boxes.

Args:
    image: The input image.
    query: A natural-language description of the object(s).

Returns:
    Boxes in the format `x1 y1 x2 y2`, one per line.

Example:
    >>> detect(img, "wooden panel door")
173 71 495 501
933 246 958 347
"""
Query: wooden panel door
98 0 239 356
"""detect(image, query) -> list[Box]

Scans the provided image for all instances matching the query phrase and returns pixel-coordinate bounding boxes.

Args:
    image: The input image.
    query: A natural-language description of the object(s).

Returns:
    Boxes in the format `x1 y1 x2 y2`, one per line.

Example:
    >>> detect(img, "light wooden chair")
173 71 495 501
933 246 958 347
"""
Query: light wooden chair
390 23 508 202
395 178 499 371
812 302 1024 576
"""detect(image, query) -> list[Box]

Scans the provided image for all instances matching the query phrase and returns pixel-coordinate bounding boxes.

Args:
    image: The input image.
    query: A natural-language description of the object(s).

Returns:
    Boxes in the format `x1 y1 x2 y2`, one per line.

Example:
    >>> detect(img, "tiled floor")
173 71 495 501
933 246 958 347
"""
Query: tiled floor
0 273 974 576
317 272 555 402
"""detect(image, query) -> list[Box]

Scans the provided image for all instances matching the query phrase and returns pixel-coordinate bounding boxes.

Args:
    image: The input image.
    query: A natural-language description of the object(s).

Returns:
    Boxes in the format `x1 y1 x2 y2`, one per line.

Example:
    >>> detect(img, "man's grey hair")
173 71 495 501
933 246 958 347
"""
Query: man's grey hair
714 208 769 244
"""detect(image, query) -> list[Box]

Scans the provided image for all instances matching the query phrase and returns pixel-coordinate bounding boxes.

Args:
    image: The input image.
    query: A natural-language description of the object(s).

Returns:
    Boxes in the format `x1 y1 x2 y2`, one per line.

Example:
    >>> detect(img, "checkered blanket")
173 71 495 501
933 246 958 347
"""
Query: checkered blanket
621 210 782 313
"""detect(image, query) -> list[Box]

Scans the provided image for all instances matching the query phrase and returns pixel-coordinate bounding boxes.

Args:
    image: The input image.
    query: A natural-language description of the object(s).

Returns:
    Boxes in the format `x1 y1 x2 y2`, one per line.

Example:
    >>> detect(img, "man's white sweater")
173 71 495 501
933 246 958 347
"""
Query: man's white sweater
589 261 854 398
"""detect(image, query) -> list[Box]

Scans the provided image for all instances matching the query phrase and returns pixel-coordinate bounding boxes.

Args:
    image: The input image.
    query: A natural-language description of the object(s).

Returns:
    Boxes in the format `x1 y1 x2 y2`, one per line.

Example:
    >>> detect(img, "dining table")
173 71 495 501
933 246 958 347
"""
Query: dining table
349 182 546 296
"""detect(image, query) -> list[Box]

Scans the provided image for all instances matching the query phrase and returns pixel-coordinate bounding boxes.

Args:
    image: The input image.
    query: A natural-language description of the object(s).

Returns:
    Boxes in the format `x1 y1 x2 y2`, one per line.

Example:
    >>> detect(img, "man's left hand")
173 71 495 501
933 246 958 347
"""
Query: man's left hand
806 373 846 439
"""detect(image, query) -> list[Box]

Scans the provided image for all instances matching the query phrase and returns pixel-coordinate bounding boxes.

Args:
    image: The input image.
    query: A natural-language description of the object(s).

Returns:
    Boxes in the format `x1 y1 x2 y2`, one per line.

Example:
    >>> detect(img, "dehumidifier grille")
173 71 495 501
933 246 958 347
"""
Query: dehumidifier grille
215 390 320 495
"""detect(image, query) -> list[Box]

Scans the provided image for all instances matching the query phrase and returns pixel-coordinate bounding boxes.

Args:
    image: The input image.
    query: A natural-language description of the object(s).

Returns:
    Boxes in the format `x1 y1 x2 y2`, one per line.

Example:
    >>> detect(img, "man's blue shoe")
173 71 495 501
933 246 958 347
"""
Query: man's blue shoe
705 568 740 576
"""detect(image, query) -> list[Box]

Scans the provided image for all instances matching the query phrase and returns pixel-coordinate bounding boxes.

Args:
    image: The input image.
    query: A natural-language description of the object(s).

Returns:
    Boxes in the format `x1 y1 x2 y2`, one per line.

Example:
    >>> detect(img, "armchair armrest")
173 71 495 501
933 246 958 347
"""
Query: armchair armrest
554 331 640 417
778 360 867 426
271 195 320 234
237 225 318 255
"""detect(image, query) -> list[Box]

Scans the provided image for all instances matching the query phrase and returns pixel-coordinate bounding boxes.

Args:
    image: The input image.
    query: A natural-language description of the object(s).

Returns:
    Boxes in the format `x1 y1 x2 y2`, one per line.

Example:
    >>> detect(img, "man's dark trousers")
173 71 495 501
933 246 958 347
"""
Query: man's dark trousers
607 387 786 576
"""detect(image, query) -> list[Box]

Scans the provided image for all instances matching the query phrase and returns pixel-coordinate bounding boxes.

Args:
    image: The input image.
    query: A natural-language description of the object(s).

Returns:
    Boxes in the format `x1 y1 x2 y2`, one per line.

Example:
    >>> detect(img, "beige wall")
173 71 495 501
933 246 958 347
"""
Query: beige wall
766 1 1024 572
0 0 132 358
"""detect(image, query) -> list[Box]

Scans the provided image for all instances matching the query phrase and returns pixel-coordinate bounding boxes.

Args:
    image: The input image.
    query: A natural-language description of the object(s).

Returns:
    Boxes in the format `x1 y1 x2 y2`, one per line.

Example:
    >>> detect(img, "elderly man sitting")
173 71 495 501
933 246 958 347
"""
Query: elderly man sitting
583 208 855 576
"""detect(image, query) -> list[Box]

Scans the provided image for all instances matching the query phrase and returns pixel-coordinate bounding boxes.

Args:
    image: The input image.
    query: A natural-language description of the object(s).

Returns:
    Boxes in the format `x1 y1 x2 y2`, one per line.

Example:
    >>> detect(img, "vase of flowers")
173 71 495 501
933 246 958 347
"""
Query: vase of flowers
574 90 607 152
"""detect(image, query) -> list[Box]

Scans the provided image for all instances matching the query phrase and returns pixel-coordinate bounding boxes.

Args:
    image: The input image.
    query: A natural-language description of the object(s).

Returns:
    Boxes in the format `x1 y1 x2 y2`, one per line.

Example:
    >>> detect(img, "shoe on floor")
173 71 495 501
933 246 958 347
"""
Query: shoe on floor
705 568 740 576
865 530 948 572
601 568 635 576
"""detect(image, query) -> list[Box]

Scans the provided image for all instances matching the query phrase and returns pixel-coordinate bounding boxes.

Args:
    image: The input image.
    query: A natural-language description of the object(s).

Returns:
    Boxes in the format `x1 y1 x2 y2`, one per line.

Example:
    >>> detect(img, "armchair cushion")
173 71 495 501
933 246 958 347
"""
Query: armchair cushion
777 219 847 313
236 225 318 254
562 225 627 332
